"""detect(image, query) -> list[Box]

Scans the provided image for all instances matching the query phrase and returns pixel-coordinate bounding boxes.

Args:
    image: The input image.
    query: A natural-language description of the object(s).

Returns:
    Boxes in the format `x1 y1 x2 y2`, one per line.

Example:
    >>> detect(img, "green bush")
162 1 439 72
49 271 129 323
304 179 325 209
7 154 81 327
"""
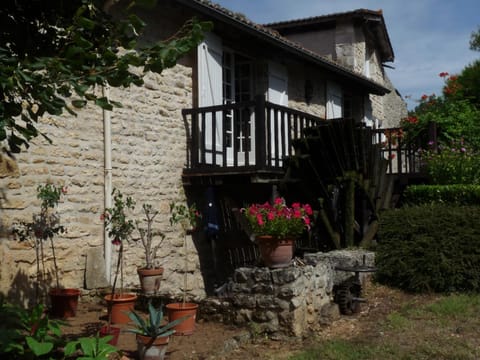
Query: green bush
403 184 480 205
421 144 480 185
376 204 480 293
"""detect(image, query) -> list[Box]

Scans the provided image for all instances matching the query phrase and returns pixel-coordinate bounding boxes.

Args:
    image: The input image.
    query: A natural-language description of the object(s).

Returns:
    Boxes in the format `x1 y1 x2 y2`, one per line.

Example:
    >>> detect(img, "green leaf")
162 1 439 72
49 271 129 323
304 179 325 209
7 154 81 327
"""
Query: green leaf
95 97 113 111
77 16 96 30
26 337 54 356
79 337 95 357
64 340 78 356
16 69 34 83
65 46 84 59
72 99 87 108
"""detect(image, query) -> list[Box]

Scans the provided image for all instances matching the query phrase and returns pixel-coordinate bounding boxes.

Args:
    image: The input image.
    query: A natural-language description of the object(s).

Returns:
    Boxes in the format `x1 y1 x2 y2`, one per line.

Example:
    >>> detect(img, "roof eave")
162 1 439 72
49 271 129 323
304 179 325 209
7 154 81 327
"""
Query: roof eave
174 0 390 95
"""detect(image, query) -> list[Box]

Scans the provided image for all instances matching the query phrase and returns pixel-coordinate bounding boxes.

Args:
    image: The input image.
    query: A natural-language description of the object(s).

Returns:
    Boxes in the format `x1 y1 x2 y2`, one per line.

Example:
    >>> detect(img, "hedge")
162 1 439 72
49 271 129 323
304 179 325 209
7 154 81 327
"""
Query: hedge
403 184 480 205
376 204 480 293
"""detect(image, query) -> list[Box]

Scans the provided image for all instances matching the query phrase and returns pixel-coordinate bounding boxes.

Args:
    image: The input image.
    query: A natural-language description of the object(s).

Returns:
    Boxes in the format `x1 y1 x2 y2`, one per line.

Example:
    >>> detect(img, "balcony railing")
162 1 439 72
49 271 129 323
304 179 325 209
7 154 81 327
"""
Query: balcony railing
183 96 434 180
372 127 428 175
182 95 324 175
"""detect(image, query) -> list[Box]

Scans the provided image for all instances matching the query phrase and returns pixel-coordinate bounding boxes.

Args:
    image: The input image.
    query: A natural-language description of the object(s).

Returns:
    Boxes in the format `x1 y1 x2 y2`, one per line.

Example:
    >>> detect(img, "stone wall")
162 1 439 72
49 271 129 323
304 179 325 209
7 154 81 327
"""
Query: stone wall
288 66 326 118
0 64 207 305
201 249 375 337
382 74 408 128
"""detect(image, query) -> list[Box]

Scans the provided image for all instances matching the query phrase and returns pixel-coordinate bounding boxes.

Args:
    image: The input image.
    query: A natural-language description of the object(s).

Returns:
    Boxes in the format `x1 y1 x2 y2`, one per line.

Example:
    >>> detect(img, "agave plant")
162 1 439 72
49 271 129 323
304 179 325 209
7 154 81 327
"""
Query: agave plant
127 301 189 339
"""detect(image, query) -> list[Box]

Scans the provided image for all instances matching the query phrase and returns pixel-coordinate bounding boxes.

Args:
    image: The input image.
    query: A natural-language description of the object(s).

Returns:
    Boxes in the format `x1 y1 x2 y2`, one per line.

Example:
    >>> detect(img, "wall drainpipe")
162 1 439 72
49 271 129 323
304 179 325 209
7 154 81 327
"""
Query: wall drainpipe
103 84 113 283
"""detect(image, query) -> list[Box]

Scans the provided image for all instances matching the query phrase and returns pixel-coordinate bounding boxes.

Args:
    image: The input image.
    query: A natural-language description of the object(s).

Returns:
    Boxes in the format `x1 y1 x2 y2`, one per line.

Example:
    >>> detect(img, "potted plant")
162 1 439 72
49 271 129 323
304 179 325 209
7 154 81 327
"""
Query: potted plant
102 189 138 325
134 204 166 295
12 183 80 318
165 202 201 336
127 301 190 360
241 197 313 268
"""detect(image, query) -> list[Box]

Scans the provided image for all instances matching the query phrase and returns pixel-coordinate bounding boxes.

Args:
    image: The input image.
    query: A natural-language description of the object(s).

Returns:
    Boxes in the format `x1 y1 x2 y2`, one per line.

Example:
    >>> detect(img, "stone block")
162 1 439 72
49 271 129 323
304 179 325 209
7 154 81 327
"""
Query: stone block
252 268 271 282
256 294 277 309
233 269 250 283
85 247 109 289
271 267 301 284
319 302 340 325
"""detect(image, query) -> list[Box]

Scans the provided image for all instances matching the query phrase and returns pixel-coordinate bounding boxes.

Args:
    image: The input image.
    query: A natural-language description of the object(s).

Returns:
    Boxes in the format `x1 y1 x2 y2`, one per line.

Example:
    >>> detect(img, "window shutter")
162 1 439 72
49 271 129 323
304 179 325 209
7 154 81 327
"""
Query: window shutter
197 32 223 164
198 32 222 106
326 81 343 119
267 62 288 106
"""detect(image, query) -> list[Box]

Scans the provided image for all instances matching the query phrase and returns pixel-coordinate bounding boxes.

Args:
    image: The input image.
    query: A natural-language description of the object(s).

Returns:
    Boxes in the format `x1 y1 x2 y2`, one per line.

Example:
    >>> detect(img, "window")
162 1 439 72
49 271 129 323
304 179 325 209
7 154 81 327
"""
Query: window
222 50 253 153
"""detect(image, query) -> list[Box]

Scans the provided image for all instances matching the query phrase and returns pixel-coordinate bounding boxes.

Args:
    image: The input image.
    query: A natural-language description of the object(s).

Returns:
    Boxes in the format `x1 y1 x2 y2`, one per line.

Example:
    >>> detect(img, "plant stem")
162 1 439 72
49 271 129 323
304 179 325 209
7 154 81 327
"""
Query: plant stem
183 232 187 305
50 237 60 289
35 239 40 305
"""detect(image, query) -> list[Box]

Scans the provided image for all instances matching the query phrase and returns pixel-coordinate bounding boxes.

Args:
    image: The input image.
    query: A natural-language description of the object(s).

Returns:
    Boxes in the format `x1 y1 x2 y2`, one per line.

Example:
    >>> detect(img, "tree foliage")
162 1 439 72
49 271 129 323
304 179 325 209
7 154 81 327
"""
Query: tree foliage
456 59 480 109
0 0 212 153
470 26 480 51
404 73 480 150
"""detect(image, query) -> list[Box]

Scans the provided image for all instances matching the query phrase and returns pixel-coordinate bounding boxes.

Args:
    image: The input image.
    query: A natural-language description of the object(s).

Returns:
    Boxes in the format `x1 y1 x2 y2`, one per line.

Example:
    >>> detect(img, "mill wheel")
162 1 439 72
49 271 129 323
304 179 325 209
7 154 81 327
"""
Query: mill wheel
335 279 362 315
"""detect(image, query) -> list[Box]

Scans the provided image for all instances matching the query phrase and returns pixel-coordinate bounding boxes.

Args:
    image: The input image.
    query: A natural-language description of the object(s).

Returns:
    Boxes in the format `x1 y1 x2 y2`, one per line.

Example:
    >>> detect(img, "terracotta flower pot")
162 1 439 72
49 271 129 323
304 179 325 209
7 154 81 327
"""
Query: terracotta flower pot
137 267 164 295
256 235 295 268
99 325 121 345
136 334 170 360
49 288 81 318
165 302 198 336
104 293 138 324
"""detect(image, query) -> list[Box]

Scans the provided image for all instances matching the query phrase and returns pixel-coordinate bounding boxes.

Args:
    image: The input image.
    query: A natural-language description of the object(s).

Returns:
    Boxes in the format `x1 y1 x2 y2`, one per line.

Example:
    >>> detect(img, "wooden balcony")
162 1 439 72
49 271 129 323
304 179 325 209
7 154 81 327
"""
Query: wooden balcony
182 95 324 183
182 96 431 187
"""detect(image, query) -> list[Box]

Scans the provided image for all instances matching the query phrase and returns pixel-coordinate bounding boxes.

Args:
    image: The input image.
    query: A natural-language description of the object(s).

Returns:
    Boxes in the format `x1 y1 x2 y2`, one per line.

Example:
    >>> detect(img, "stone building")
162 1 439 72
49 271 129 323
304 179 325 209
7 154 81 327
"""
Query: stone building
267 9 408 128
0 0 401 308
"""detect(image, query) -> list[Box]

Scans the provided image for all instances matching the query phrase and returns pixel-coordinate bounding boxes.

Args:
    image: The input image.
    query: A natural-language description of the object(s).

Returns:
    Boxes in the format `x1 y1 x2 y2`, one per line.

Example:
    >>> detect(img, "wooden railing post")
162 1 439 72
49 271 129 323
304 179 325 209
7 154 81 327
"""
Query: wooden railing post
254 95 266 167
428 121 438 152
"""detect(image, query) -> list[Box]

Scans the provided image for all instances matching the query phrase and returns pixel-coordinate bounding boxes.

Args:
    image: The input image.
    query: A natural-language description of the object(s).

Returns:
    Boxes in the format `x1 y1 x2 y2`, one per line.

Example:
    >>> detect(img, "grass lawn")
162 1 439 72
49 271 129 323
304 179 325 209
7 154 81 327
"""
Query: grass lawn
287 282 480 360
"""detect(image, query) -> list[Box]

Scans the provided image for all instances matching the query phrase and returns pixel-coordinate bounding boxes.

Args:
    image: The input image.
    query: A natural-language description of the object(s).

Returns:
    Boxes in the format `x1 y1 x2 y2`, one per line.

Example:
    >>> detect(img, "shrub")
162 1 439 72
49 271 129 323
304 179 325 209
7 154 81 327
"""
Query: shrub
402 73 480 151
403 184 480 205
376 204 480 293
420 142 480 185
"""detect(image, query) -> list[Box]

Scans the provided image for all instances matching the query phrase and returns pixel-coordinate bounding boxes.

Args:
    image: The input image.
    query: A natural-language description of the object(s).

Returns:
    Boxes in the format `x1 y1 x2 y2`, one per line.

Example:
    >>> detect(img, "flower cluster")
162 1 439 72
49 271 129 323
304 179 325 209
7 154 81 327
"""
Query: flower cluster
420 140 480 185
242 198 313 238
382 128 404 147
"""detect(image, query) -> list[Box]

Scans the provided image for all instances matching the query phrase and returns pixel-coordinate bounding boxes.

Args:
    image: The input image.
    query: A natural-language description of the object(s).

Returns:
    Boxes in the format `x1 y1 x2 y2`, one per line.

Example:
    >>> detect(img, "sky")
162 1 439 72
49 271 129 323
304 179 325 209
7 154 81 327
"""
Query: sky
215 0 479 110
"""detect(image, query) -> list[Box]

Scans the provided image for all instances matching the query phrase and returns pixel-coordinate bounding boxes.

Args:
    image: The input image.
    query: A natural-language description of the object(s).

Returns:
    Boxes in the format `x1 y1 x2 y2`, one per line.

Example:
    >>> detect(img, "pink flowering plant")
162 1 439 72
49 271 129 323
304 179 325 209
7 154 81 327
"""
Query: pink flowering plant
242 197 313 238
420 140 480 185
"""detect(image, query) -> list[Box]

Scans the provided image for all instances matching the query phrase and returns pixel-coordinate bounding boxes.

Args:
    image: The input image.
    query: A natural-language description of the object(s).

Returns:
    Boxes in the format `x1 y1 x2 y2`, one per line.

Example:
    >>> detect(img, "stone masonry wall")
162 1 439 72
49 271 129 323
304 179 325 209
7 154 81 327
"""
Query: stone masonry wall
201 249 375 337
288 66 326 118
0 64 206 305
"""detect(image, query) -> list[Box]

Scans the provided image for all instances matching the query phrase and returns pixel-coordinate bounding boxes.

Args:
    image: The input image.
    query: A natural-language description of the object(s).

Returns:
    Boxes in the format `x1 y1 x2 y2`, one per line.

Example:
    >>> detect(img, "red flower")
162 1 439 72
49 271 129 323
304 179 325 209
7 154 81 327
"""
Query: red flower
421 94 428 101
304 204 313 216
256 214 264 226
439 72 449 78
407 116 418 124
112 237 121 245
243 197 314 238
